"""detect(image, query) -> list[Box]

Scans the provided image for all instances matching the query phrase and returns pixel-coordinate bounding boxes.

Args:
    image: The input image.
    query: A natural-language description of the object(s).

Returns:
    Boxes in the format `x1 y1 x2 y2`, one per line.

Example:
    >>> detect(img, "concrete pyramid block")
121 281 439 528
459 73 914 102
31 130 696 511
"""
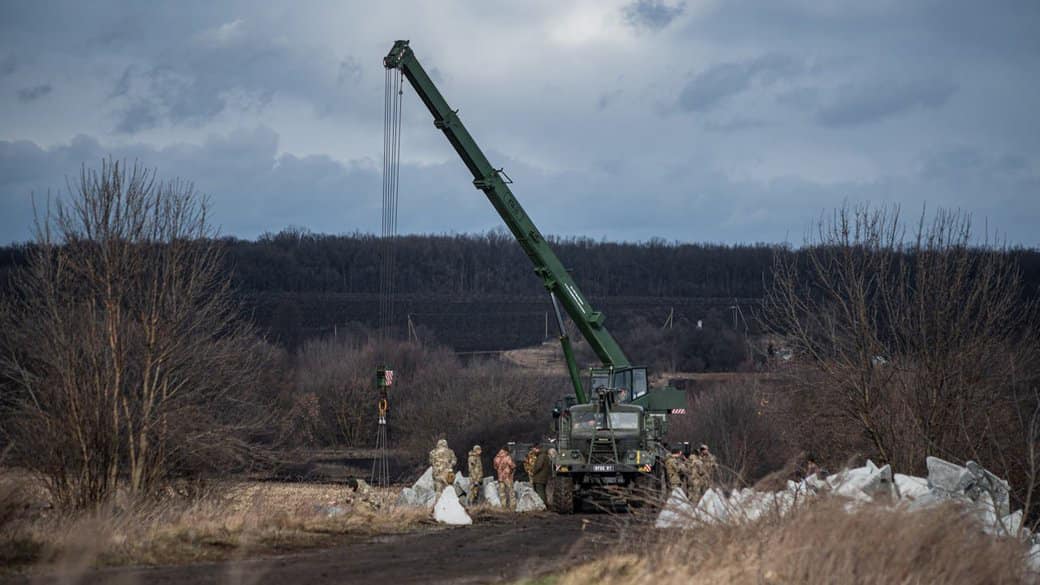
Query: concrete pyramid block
694 488 729 524
927 457 972 494
483 480 503 508
515 482 546 512
894 474 930 500
395 486 418 507
414 467 435 491
433 486 472 525
655 488 694 529
454 472 472 496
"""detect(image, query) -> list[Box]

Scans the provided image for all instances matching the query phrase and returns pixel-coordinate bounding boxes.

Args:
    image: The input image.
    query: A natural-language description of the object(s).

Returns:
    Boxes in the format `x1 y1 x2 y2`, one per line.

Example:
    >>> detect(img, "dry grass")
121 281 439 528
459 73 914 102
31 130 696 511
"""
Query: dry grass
557 498 1033 585
0 476 431 573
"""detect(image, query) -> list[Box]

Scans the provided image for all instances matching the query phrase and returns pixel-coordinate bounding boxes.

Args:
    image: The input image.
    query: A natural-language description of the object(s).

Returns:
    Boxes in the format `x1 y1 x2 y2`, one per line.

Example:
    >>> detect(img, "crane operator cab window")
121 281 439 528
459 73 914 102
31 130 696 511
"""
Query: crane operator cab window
571 411 641 435
588 367 649 403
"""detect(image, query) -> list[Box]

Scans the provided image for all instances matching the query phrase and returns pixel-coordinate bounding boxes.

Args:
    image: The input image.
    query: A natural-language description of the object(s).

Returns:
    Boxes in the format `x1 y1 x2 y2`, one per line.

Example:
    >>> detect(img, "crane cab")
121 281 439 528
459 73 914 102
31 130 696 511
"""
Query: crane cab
587 366 649 403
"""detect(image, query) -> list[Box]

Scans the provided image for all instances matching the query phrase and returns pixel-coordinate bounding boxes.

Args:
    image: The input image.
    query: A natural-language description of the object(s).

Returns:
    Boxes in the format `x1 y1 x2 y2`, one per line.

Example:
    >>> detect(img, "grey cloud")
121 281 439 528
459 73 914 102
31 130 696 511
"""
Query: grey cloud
920 146 1033 182
0 54 15 77
815 78 957 127
16 83 52 102
337 58 362 86
114 100 161 134
624 0 685 31
109 65 134 99
703 117 767 132
0 129 377 242
597 89 622 110
109 20 363 133
2 129 1038 247
679 54 800 112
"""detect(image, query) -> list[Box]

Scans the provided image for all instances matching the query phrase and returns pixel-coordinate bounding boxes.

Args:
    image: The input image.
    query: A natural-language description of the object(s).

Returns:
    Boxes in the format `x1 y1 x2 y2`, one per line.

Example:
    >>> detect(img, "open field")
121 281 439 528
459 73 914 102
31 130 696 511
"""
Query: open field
0 474 433 577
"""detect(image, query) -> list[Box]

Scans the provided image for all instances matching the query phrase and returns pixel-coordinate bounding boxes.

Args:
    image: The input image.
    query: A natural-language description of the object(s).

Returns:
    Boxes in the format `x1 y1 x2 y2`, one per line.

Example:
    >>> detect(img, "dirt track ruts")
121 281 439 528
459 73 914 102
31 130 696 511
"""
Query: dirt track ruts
9 513 615 585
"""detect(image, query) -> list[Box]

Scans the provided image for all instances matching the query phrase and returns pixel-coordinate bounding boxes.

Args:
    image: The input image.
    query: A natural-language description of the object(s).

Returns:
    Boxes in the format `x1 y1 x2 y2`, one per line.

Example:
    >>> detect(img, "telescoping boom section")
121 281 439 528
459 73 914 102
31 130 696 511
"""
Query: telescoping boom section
383 40 684 413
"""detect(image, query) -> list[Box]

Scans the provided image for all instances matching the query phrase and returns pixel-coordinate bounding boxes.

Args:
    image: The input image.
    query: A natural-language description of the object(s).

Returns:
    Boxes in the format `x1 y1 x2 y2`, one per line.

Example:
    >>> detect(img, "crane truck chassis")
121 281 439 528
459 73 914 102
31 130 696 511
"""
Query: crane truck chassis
383 40 687 512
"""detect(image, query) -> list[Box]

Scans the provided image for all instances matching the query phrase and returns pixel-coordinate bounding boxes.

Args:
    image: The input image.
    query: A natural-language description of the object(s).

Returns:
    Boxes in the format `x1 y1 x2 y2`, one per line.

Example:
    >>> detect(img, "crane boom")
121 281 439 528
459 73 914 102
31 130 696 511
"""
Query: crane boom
384 41 630 374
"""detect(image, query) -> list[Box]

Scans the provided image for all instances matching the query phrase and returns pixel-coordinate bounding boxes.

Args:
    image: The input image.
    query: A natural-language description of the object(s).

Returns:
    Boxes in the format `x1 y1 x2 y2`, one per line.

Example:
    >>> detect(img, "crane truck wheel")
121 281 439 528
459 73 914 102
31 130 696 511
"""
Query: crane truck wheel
552 476 576 514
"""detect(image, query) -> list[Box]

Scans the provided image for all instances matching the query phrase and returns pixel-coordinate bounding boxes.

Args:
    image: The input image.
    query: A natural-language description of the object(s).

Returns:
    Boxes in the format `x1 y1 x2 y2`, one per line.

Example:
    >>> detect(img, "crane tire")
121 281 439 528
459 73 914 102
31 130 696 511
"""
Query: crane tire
553 476 575 514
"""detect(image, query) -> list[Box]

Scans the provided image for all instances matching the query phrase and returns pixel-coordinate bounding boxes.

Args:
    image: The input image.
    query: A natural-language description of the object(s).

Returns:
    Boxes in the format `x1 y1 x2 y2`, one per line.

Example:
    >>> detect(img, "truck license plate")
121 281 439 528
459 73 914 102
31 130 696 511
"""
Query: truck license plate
592 464 615 472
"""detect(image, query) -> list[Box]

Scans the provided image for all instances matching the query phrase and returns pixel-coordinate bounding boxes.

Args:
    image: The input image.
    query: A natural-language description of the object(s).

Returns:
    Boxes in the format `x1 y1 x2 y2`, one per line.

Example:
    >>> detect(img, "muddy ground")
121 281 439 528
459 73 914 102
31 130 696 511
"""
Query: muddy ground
9 513 620 585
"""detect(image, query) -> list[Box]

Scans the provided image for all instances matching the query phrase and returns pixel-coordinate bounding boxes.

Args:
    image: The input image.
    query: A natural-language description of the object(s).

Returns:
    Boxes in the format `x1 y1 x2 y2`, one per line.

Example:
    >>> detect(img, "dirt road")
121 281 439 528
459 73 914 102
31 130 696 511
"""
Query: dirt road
12 513 615 585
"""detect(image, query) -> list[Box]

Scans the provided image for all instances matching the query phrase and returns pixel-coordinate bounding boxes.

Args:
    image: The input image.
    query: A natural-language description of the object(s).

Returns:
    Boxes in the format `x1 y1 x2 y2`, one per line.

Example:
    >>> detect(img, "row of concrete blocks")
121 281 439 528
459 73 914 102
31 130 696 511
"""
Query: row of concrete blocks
396 467 547 520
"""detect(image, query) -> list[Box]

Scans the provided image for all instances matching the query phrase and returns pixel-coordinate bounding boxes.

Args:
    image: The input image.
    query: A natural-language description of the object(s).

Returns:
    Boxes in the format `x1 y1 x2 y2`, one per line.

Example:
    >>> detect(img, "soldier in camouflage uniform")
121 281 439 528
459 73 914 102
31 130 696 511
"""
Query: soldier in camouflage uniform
523 447 537 480
687 444 717 500
467 445 483 505
493 447 516 510
663 447 685 493
429 438 457 493
699 444 718 485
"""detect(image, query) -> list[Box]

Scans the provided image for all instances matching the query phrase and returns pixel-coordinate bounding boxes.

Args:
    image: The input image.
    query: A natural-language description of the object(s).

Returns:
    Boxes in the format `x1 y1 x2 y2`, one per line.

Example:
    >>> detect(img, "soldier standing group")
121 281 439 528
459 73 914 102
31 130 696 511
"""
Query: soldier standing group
428 438 522 510
661 443 718 500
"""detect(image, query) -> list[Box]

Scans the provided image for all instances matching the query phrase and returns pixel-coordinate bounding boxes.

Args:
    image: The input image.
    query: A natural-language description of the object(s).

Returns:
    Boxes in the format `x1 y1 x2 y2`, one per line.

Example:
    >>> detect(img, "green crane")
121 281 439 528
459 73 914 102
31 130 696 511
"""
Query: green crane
383 40 683 414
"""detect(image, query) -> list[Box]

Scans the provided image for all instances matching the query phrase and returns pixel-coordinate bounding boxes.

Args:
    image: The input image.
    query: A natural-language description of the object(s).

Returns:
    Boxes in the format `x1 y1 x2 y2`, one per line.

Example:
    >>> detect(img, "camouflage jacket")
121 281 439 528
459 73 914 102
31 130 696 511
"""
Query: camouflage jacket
686 456 705 483
467 450 483 482
663 455 683 486
429 446 457 481
700 453 718 480
523 450 537 477
493 451 516 482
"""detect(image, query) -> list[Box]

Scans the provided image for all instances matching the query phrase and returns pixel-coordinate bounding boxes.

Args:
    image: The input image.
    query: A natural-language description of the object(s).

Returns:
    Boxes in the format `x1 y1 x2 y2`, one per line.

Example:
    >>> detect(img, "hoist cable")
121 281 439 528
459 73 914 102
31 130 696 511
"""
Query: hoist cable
379 67 403 336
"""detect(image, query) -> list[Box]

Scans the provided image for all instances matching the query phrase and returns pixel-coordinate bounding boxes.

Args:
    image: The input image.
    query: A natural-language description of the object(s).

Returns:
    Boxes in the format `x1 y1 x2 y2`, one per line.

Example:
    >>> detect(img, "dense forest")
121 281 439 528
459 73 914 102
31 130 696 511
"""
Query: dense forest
2 228 1038 362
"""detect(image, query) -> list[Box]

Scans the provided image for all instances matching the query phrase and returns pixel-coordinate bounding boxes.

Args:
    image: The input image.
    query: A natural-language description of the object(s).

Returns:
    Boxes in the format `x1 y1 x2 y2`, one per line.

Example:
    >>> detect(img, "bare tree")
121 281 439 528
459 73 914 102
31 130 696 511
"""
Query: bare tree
0 160 266 508
764 204 1039 495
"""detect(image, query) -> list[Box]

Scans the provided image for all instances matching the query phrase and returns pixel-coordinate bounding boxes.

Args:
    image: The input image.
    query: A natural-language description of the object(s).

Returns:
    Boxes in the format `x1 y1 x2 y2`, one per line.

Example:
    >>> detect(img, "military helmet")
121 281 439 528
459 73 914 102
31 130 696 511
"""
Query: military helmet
473 445 482 453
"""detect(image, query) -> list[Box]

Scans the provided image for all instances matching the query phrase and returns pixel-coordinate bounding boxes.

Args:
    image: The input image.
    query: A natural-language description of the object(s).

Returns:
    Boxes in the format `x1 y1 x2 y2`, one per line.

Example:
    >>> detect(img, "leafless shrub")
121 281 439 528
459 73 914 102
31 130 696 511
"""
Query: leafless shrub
0 160 268 508
283 334 563 468
763 203 1040 509
669 379 794 485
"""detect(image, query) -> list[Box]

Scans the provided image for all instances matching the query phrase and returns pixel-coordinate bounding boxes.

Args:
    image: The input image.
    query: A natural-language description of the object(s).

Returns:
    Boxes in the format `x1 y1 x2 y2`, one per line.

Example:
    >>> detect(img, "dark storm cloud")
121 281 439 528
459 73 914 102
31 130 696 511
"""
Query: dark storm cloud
623 0 685 31
16 83 52 102
0 129 378 242
678 54 800 112
815 78 958 127
2 128 1039 248
0 1 1036 247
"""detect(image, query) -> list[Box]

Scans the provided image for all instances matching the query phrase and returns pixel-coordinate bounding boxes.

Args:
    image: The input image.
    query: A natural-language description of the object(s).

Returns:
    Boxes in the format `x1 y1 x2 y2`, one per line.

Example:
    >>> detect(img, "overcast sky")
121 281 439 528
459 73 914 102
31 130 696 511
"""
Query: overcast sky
1 1 1037 246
